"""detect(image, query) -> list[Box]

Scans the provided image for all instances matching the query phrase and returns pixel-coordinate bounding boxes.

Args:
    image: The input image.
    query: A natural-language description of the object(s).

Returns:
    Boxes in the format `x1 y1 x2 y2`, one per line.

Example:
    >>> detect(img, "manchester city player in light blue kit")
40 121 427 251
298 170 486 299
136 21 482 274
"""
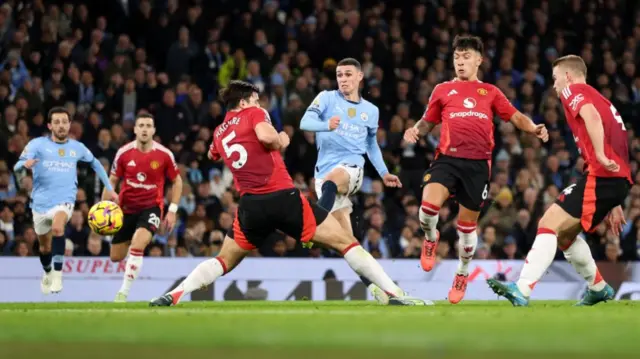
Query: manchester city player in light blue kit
14 107 118 294
300 58 405 305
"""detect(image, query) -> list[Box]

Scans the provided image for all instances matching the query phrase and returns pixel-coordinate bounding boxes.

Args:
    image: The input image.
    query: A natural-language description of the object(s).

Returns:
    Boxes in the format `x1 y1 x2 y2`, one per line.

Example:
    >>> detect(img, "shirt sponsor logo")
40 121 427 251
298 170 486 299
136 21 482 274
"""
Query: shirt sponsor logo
449 110 489 120
43 160 75 172
463 97 477 109
125 179 157 190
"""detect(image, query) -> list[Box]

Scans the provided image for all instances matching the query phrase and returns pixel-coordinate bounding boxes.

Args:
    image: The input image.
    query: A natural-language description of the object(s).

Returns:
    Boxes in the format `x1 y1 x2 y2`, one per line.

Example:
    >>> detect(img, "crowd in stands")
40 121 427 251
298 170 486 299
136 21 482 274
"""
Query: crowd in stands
1 0 639 262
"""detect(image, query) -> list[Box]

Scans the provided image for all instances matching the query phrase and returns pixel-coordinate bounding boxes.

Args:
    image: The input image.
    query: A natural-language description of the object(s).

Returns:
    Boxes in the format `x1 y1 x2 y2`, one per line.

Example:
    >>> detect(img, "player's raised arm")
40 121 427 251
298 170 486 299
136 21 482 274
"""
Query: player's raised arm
253 109 289 150
14 139 39 171
300 91 337 132
405 86 442 143
494 89 549 142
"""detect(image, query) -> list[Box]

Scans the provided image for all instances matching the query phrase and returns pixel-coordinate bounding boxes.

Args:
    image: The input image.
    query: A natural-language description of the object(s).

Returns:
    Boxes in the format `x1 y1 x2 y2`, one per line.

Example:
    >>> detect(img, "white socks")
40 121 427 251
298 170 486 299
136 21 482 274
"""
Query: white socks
456 221 478 275
119 248 144 295
562 235 606 291
420 201 440 241
170 257 227 303
342 243 404 297
517 228 558 297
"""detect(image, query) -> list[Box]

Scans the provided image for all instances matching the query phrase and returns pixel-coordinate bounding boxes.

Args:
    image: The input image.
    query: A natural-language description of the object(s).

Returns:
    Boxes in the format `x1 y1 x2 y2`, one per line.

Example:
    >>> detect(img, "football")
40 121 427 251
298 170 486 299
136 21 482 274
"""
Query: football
87 201 124 235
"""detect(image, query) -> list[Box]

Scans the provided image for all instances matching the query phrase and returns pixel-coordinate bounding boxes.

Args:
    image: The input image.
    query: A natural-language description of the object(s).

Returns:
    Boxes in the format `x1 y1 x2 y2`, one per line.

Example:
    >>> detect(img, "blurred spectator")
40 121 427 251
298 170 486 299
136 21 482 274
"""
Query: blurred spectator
0 0 637 261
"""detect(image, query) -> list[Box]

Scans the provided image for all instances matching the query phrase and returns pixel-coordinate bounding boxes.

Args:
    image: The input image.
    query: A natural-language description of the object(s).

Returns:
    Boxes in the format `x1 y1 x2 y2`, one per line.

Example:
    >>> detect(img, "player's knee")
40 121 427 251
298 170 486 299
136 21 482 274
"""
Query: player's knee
51 226 64 237
325 172 349 193
131 229 152 249
110 254 124 262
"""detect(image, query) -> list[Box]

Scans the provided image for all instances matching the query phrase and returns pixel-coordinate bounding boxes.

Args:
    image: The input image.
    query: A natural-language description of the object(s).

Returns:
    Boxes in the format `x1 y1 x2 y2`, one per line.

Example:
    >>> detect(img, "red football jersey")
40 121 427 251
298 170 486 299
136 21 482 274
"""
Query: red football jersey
209 107 294 195
112 141 179 214
421 80 517 160
559 83 632 182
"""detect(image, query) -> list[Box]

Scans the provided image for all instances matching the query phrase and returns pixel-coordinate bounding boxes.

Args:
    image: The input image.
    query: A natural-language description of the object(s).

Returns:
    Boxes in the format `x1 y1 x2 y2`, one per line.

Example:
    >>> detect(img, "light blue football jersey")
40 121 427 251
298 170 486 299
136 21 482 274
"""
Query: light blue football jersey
300 90 388 179
15 136 112 213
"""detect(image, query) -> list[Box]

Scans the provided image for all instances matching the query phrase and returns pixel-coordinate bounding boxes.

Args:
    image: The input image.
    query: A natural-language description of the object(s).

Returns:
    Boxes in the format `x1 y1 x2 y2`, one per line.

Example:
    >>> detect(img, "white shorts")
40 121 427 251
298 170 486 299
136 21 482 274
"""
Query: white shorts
32 203 74 236
315 164 364 213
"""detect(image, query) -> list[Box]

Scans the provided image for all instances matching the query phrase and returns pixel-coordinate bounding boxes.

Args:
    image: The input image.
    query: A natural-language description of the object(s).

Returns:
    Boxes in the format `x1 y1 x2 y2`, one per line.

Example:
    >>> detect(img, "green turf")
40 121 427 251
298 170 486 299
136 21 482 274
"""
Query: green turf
0 301 637 359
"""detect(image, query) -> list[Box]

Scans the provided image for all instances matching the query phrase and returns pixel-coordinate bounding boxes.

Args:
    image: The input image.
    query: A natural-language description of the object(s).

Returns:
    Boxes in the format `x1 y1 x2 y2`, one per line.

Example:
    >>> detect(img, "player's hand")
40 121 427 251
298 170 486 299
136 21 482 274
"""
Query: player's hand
24 159 38 169
403 127 420 144
596 154 620 172
163 211 177 234
328 115 340 130
382 173 402 188
106 190 119 203
278 131 290 149
533 124 549 142
606 205 626 237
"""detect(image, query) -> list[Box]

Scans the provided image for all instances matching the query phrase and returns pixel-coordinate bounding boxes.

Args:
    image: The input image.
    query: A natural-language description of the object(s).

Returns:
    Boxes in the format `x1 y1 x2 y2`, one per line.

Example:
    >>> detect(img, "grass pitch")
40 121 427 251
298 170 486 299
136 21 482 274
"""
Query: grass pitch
0 301 638 359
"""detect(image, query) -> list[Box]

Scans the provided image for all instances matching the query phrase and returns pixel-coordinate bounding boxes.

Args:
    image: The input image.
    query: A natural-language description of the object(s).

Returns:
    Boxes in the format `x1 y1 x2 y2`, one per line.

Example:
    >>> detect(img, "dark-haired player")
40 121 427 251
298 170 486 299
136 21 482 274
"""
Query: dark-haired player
300 57 401 304
488 55 632 306
105 113 183 302
404 35 548 304
14 106 117 294
150 81 428 306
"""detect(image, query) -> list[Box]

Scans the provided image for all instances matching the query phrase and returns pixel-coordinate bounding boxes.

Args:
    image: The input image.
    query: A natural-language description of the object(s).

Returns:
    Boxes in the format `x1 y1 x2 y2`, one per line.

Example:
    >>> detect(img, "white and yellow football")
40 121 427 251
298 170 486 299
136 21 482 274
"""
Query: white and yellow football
88 201 124 235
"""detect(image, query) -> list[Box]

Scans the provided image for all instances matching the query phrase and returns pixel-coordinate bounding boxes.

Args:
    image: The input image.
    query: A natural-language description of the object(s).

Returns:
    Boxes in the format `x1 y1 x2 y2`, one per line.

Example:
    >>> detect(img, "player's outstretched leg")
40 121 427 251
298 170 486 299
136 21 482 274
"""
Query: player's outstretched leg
419 183 449 272
49 211 70 293
329 207 389 304
114 228 152 302
561 234 614 306
37 234 53 294
487 204 580 306
448 206 479 304
312 213 432 306
150 236 246 307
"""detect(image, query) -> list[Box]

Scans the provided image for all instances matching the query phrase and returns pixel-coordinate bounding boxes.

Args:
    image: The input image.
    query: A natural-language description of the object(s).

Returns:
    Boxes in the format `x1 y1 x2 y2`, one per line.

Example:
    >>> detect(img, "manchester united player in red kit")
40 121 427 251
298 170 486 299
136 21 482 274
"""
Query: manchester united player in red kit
488 55 632 306
150 81 427 306
404 35 549 304
104 114 183 302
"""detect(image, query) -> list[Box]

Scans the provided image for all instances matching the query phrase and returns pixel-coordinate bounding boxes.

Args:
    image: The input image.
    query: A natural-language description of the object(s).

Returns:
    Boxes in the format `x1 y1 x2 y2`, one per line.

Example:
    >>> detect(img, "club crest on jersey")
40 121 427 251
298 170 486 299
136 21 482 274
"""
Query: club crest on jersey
58 149 65 157
348 108 356 118
136 172 147 182
423 173 431 182
477 88 488 96
150 160 160 170
70 150 76 158
361 112 368 121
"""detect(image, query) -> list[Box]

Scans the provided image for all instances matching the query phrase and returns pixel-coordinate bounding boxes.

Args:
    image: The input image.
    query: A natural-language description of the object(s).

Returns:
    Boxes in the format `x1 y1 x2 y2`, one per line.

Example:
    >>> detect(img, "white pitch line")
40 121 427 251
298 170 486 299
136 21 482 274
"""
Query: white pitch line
0 308 441 315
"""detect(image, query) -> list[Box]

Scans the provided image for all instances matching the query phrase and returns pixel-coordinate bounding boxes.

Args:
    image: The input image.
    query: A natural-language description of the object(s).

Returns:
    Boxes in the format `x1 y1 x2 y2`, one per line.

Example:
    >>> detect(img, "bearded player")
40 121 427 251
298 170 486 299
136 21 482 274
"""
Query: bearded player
104 113 183 302
150 81 427 307
487 55 632 306
14 107 117 294
300 58 401 303
404 35 548 304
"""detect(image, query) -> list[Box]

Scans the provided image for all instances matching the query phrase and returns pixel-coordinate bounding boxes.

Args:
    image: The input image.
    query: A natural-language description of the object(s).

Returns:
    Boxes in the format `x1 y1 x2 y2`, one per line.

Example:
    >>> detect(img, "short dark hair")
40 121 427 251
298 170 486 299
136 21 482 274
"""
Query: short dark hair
337 57 362 70
47 106 71 123
452 35 484 55
219 80 260 108
552 55 587 77
135 113 154 125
